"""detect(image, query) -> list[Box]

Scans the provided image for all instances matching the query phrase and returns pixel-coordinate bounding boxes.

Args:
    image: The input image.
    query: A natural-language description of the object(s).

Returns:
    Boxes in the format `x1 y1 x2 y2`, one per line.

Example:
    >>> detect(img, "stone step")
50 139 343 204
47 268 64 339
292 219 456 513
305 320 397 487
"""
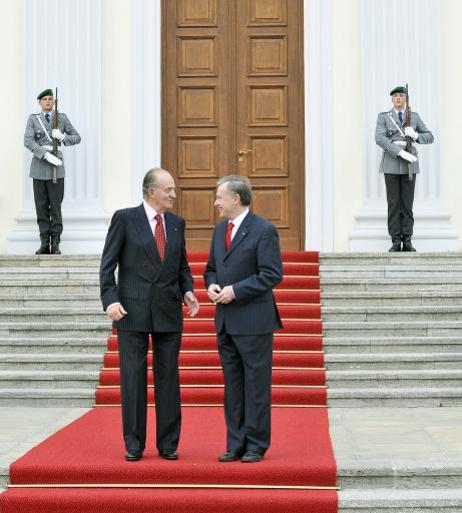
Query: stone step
320 252 462 266
0 280 100 295
0 294 101 308
0 307 108 323
328 387 462 407
325 353 462 370
339 489 462 512
321 290 462 306
324 335 462 353
0 268 101 280
0 321 111 338
0 354 103 370
0 389 95 407
327 369 462 388
0 337 107 354
323 320 462 337
337 457 462 489
0 255 101 267
0 370 99 389
320 264 462 279
321 278 462 292
322 305 462 321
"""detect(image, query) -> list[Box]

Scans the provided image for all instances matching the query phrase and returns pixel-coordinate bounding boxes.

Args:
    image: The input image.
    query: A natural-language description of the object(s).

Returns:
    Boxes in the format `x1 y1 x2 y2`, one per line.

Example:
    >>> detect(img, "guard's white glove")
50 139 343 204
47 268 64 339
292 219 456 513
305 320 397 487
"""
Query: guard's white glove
393 141 406 147
43 145 53 151
44 152 63 166
52 128 65 142
398 150 417 163
404 126 418 141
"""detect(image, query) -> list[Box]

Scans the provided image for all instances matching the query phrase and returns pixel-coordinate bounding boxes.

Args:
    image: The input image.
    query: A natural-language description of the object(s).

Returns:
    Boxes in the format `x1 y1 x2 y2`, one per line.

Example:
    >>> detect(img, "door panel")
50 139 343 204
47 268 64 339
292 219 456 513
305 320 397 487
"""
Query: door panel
162 0 304 250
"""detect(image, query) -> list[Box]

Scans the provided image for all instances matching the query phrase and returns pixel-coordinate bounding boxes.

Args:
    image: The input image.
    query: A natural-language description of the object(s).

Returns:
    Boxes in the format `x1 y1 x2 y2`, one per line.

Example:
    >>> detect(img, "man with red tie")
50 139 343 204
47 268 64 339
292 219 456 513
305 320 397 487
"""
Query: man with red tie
100 168 199 462
204 175 283 463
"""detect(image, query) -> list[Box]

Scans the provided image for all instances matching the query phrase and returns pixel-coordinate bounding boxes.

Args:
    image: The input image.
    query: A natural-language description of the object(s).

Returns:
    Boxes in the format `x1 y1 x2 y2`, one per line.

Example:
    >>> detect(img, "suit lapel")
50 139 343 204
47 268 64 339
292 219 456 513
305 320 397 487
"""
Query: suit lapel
224 211 253 261
164 212 178 262
132 204 162 266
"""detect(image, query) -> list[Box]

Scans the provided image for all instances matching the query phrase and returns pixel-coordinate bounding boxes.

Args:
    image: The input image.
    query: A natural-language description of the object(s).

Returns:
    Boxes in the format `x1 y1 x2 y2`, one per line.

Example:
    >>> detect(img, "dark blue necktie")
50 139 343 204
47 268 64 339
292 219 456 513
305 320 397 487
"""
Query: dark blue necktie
398 111 403 124
45 113 50 123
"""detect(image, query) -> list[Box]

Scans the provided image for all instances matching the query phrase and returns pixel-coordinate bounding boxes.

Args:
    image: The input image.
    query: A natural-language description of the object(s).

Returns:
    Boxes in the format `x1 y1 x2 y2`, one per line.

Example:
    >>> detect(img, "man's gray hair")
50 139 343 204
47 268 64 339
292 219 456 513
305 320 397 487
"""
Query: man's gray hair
217 175 253 206
142 168 165 197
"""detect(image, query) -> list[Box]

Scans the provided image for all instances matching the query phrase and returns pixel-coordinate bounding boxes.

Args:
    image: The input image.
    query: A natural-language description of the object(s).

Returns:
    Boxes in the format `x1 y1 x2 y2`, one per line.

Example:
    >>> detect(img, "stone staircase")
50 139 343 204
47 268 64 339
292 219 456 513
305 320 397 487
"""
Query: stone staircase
0 256 110 407
321 253 462 512
321 253 462 407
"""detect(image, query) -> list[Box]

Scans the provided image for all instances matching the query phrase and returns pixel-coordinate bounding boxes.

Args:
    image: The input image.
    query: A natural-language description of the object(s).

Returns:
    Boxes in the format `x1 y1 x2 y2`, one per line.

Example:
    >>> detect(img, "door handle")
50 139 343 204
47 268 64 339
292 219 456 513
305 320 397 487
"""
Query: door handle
237 149 252 161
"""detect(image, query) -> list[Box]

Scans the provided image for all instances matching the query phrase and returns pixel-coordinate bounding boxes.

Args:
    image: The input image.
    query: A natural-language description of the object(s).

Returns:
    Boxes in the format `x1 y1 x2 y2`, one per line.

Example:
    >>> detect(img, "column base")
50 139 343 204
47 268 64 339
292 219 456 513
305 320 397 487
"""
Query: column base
349 205 460 252
6 209 110 254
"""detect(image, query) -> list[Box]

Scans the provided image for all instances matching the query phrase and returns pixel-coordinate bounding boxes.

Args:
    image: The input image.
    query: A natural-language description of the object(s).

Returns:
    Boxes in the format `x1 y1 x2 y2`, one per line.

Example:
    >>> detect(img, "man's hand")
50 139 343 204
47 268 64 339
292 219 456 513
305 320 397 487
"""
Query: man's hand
404 126 418 141
207 283 222 303
52 128 65 142
106 302 127 321
184 291 200 317
214 285 234 304
398 149 417 163
43 145 53 151
393 140 406 147
44 152 62 166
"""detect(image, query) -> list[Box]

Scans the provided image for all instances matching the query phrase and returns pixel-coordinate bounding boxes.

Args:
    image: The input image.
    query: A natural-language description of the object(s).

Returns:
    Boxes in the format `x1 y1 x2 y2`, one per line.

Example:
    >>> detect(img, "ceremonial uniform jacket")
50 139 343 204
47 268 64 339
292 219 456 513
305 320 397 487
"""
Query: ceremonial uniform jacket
375 110 434 175
24 112 81 180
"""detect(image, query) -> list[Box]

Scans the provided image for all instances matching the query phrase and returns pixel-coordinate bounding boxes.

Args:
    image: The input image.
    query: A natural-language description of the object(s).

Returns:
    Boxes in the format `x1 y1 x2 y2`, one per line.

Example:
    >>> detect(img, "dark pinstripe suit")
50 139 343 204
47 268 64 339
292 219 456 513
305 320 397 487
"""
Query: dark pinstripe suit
100 204 193 453
204 211 283 454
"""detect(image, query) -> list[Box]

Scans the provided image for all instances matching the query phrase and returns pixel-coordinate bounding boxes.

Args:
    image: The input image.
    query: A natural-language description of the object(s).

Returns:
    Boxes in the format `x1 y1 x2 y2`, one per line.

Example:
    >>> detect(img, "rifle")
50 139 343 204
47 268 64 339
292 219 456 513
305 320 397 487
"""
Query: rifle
404 83 413 181
52 87 58 184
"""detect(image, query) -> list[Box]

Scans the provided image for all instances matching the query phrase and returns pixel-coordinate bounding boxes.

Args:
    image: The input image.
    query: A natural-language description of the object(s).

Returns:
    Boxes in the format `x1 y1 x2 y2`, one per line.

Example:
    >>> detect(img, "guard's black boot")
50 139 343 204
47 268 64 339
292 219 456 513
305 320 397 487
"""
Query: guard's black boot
402 236 416 252
50 236 61 255
388 236 401 252
35 237 50 255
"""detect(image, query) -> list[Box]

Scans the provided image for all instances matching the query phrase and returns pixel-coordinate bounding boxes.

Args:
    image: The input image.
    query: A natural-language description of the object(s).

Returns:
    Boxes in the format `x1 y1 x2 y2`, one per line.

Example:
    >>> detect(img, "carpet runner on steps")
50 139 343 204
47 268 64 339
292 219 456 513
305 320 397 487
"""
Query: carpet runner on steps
0 251 338 513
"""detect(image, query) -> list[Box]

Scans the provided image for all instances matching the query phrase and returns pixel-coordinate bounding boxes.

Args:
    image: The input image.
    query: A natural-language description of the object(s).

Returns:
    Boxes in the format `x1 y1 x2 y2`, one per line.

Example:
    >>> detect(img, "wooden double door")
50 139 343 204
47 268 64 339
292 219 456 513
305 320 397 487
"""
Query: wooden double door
162 0 305 250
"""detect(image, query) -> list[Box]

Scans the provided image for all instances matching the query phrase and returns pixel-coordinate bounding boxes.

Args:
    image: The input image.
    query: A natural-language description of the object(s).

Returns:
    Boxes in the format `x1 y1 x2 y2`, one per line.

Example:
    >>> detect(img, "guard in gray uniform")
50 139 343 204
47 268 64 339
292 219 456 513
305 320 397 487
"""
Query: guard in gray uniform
24 88 81 254
375 86 434 252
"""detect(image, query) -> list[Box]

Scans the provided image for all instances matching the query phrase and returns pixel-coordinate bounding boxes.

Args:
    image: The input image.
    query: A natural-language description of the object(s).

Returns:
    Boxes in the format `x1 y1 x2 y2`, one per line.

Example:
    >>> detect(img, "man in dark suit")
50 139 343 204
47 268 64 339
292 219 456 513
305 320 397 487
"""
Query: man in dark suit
100 168 199 462
204 175 283 463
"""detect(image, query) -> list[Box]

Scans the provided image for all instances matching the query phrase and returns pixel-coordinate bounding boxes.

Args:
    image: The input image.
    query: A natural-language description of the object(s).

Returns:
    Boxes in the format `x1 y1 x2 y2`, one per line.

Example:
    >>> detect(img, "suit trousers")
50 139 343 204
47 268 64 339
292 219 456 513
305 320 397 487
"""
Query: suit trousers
33 178 64 239
217 329 273 454
117 330 181 453
384 173 417 237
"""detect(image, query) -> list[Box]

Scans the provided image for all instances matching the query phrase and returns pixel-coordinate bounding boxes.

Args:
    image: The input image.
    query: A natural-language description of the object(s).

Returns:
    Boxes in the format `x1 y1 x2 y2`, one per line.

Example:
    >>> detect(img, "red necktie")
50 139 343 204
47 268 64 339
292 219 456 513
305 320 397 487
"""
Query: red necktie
225 222 234 251
154 214 166 260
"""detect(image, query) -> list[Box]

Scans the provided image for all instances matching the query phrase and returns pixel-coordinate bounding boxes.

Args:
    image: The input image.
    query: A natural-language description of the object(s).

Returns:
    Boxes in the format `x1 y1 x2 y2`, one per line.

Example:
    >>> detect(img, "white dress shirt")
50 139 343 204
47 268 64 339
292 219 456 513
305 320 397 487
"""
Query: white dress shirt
228 207 250 242
143 201 167 239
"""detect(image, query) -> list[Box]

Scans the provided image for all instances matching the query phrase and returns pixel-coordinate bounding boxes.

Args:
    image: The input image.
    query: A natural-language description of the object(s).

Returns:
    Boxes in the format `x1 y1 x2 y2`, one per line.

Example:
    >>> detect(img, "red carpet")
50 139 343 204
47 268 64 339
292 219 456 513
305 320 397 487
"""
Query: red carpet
0 251 338 512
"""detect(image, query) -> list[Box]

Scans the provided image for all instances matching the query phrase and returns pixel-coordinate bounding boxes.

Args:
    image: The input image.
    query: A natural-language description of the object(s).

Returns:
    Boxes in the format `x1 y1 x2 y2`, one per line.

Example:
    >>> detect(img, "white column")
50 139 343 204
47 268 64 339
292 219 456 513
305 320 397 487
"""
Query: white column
304 0 335 251
7 0 109 254
349 0 459 251
132 0 162 204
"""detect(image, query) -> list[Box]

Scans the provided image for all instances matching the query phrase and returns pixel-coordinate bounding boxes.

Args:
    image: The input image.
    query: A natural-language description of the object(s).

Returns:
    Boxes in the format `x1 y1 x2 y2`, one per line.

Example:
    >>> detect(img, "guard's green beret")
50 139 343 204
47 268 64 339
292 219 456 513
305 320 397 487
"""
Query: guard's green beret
37 88 53 100
390 86 407 96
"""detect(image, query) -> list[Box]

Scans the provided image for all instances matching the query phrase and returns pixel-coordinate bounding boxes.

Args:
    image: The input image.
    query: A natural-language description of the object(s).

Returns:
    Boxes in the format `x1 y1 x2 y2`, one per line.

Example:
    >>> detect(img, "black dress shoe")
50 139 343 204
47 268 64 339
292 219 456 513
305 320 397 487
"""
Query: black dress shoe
158 450 178 460
218 450 244 462
125 450 143 461
241 450 263 463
